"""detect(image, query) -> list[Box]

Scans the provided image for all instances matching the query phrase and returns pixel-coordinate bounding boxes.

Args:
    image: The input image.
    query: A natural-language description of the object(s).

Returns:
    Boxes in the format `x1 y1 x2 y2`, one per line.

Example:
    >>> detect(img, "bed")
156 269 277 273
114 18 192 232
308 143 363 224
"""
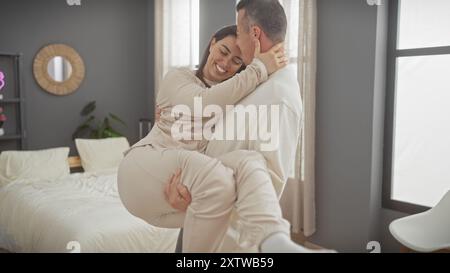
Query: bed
0 155 180 253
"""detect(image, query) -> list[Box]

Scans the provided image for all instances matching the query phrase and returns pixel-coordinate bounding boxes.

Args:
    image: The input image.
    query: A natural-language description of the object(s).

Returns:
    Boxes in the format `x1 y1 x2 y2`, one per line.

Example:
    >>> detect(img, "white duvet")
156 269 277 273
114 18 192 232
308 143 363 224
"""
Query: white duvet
0 169 180 253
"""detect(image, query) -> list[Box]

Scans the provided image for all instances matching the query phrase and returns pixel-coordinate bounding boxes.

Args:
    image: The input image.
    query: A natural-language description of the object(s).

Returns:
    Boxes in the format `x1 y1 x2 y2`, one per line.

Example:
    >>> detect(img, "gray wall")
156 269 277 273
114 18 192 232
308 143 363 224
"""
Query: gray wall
0 0 154 155
312 0 409 252
199 0 237 60
312 0 379 252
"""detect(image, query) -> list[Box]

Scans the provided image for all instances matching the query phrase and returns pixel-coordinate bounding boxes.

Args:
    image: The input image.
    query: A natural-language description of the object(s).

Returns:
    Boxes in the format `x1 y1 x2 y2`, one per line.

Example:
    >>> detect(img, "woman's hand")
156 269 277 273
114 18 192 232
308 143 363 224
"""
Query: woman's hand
254 40 288 75
164 169 192 212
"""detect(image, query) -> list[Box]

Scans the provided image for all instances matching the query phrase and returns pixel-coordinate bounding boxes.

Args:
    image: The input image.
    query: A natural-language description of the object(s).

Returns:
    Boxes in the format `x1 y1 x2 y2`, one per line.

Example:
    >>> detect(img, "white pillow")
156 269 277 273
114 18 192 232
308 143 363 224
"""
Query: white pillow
75 137 130 172
0 147 71 187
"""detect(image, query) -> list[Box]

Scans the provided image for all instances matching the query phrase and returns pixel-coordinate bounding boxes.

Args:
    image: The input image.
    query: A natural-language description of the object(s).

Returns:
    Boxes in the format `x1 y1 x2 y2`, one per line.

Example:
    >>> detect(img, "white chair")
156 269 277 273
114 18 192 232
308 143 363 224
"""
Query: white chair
389 190 450 253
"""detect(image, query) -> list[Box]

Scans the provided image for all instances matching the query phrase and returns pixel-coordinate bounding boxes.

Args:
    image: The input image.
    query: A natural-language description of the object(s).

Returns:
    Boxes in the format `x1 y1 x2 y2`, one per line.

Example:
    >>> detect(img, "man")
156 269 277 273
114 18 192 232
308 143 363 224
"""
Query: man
205 0 303 252
166 0 334 253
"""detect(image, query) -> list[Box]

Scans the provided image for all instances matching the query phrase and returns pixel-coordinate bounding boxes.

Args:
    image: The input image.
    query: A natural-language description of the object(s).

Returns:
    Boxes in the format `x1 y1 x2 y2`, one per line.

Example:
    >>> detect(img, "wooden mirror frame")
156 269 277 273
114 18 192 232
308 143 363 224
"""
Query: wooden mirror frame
33 44 85 96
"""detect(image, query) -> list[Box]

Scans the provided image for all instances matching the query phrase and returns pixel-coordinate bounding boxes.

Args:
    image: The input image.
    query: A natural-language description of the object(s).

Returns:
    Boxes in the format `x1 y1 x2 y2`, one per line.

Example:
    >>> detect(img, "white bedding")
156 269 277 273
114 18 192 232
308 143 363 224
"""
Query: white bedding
0 169 180 253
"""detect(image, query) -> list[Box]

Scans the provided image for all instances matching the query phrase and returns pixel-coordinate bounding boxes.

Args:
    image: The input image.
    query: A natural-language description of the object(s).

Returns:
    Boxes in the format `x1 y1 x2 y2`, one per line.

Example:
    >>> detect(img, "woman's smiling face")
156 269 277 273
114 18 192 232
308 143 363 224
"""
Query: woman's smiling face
203 36 244 82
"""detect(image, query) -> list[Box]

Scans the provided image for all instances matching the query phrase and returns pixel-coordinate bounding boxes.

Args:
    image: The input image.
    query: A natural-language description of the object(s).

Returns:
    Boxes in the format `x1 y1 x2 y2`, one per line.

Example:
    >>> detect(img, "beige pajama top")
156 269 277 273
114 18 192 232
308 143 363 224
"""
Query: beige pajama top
127 58 268 154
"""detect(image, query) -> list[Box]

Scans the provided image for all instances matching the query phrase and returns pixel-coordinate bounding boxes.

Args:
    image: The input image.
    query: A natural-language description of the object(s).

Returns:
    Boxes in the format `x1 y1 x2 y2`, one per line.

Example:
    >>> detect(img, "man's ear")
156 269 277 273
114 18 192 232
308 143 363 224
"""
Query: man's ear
209 38 217 52
251 26 262 40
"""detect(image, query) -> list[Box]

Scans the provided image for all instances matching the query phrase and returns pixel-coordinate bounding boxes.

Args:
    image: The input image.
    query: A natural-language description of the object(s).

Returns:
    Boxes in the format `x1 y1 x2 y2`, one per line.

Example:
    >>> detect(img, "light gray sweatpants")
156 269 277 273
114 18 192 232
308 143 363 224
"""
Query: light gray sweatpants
117 145 290 252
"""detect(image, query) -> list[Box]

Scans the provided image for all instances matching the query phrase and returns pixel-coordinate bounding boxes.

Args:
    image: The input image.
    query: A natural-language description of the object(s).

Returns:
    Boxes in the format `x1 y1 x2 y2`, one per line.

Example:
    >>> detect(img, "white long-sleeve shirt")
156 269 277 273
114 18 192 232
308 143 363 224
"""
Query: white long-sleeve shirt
205 66 302 197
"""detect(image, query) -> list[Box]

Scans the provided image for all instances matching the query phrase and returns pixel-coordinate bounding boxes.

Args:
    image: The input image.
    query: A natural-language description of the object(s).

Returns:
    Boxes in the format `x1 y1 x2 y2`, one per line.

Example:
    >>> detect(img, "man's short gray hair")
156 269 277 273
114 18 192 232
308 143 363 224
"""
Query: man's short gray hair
236 0 287 43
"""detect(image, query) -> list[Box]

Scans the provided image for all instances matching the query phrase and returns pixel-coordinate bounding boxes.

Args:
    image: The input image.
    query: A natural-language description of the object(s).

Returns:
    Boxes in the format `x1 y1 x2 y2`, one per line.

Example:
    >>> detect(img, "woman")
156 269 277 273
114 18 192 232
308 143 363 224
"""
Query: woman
118 25 295 253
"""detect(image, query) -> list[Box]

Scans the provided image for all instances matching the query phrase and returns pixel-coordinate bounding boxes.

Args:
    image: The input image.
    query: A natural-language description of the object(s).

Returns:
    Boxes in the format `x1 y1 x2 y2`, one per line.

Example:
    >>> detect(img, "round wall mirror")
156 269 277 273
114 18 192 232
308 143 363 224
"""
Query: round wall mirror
47 56 73 83
33 44 85 96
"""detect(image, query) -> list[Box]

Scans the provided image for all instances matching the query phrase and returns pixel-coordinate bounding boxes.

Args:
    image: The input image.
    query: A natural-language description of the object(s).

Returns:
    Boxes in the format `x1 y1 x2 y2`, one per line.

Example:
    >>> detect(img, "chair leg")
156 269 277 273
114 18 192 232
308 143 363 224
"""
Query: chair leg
400 245 414 253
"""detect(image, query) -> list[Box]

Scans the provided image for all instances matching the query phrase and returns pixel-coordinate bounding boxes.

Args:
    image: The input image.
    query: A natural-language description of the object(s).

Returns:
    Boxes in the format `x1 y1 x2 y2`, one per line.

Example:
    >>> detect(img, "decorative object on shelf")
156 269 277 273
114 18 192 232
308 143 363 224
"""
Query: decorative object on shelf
72 101 127 140
0 70 5 100
0 107 6 136
0 52 25 150
33 44 85 96
0 70 5 90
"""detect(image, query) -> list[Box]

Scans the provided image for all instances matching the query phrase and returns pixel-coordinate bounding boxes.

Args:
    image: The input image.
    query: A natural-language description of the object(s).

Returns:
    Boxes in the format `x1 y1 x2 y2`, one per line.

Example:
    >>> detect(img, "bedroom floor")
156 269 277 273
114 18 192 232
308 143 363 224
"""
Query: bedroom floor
292 233 323 250
0 234 320 253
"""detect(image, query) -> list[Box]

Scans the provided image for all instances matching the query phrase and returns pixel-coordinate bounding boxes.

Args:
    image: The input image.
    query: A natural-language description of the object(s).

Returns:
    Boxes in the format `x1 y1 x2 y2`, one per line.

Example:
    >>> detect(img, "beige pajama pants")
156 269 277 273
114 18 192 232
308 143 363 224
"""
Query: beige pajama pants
117 145 290 253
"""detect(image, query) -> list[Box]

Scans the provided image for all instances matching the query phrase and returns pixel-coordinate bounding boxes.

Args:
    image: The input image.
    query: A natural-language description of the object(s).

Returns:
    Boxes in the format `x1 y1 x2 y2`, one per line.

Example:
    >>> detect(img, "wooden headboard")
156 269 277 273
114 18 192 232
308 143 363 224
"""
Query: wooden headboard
68 156 82 169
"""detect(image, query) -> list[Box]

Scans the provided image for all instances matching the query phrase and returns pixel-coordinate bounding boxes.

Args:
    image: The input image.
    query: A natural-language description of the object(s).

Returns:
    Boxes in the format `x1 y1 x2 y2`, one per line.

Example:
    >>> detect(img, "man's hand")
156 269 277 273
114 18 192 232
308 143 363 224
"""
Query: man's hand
164 169 192 212
155 105 162 122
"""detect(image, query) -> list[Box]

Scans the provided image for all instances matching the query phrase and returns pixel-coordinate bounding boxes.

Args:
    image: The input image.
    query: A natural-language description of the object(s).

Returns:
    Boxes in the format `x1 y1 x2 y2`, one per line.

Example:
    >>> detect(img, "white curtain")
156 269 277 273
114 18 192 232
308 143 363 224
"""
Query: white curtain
154 0 199 96
279 0 317 237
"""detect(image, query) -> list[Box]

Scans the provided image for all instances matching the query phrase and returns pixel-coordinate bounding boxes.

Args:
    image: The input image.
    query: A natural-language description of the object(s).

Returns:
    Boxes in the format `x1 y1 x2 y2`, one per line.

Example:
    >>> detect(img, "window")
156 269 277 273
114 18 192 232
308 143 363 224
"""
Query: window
384 0 450 213
154 0 199 92
159 0 199 75
279 0 300 75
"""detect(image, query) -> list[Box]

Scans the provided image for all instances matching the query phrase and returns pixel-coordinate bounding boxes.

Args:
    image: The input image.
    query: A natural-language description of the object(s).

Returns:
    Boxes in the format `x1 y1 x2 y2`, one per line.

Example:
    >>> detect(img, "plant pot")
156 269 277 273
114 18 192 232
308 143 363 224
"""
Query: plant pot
0 128 4 136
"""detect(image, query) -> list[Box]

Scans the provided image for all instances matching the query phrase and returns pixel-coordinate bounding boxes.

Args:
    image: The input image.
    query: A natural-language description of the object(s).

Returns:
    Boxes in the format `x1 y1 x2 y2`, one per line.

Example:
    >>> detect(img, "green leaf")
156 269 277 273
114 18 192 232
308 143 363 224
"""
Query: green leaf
103 129 114 138
105 127 123 138
109 113 127 127
81 101 96 116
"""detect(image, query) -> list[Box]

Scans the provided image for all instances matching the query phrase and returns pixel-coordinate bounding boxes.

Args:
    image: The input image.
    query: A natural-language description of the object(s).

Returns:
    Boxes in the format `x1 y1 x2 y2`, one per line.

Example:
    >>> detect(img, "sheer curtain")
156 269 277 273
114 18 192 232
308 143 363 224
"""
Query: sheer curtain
154 0 199 96
279 0 300 76
279 0 317 237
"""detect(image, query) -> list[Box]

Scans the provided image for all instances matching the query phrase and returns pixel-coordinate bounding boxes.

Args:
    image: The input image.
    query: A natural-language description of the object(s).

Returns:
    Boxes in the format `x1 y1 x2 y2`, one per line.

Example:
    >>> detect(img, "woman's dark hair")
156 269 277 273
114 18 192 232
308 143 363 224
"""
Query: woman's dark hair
196 25 246 87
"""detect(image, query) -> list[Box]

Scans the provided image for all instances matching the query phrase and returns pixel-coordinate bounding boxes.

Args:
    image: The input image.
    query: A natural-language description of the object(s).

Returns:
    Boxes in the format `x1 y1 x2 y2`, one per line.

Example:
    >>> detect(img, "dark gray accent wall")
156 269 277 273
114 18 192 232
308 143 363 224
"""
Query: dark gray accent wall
0 0 153 155
199 0 237 59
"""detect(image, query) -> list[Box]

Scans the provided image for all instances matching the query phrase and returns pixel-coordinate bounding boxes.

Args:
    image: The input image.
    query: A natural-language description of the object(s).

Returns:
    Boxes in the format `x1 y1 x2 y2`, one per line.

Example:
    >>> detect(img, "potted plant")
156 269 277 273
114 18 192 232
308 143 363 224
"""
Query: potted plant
72 101 127 140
